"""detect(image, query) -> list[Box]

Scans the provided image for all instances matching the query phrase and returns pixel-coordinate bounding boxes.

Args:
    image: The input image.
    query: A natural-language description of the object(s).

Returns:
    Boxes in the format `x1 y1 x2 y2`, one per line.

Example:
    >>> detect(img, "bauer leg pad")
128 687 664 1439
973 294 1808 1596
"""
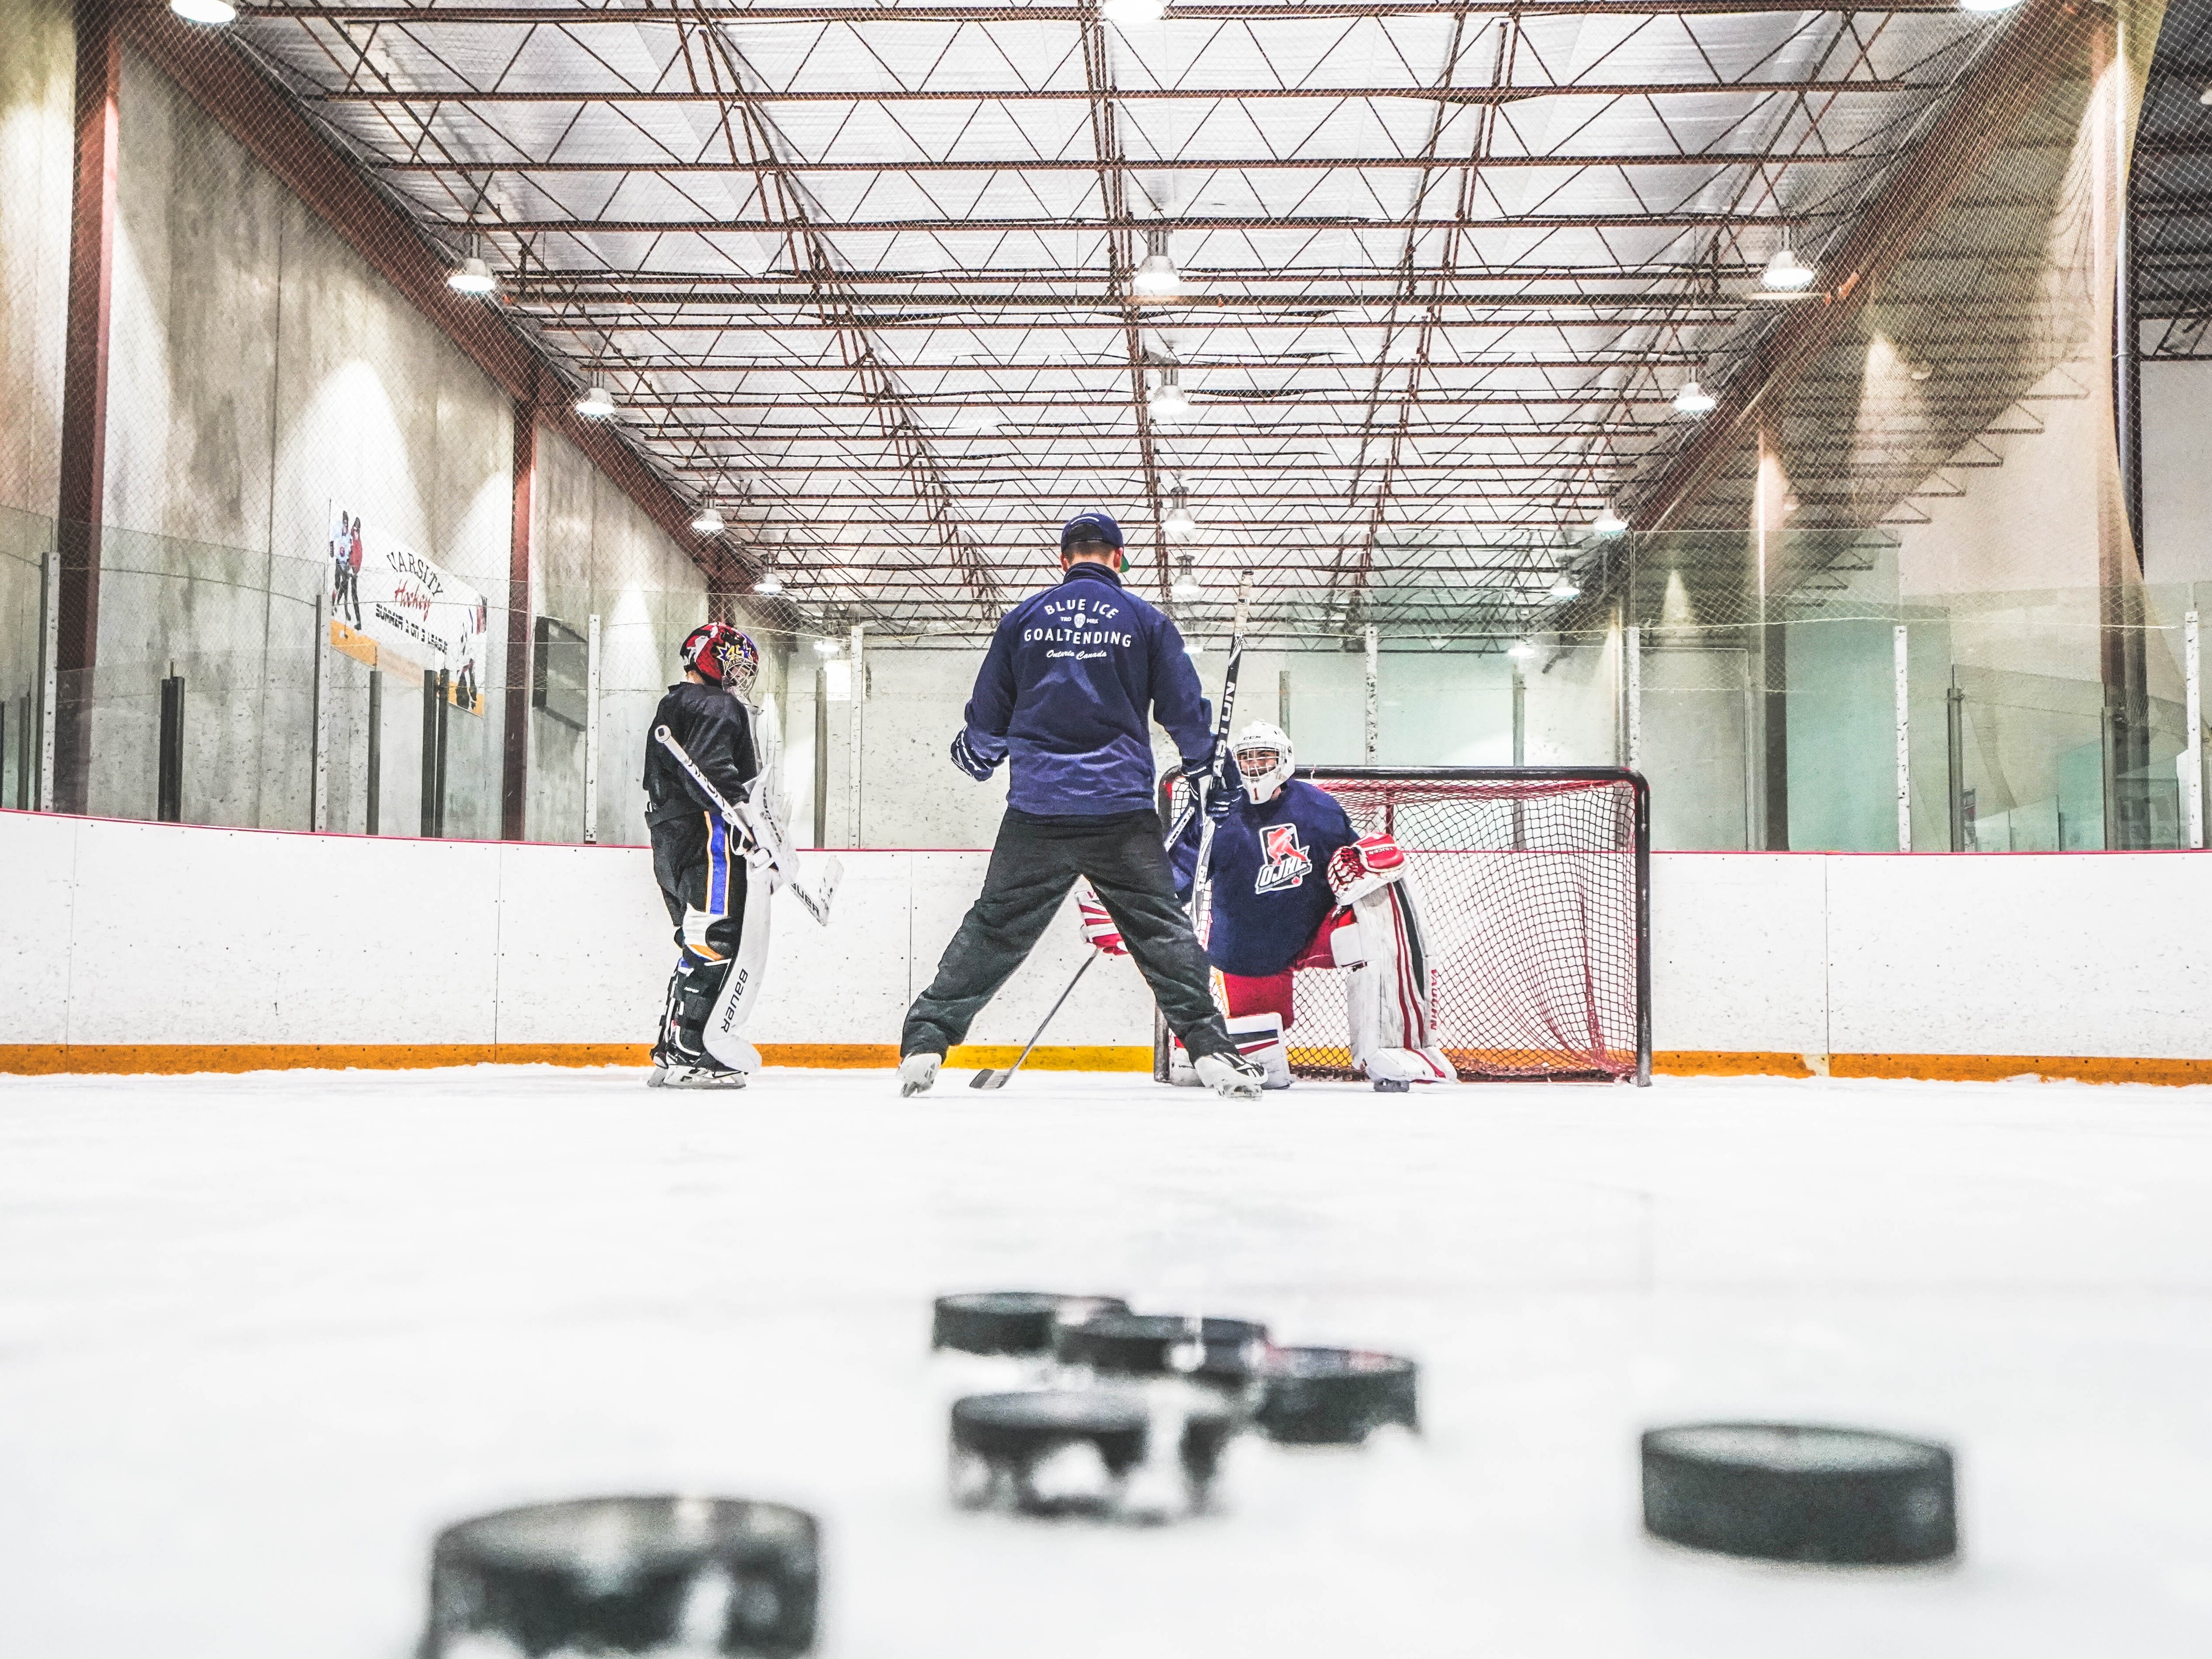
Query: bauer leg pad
1345 881 1454 1086
700 877 774 1073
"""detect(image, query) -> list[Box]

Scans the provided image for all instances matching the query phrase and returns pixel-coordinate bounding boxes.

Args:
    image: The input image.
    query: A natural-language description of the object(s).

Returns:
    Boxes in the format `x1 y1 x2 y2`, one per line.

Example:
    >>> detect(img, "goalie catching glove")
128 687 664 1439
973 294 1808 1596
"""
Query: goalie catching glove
1076 882 1127 957
1326 833 1408 906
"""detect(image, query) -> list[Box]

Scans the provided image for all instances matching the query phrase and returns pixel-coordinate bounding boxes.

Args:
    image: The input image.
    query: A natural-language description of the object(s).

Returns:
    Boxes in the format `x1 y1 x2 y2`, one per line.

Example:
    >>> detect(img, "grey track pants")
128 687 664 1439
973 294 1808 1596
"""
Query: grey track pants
902 806 1234 1061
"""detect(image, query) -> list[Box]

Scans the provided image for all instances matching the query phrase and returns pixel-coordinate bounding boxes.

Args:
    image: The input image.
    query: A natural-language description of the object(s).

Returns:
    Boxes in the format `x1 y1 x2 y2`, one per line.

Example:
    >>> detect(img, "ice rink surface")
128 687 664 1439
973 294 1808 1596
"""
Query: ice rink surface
2 1065 2209 1657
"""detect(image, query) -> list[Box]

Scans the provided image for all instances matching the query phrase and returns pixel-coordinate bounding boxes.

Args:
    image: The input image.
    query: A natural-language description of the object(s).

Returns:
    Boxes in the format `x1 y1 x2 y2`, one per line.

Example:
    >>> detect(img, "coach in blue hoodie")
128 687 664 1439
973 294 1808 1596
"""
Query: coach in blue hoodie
896 510 1257 1098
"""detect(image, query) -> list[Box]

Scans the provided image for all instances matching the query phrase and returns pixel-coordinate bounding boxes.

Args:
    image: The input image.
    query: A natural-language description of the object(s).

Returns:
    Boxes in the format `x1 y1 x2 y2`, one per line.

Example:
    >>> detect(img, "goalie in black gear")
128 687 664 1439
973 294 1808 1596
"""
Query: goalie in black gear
645 621 768 1089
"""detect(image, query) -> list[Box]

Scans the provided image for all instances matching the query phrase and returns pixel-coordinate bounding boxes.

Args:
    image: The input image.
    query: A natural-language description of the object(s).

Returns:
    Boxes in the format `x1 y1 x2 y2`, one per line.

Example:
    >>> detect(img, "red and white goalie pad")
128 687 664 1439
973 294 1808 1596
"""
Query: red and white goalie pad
1326 833 1409 906
1076 882 1128 957
1344 878 1452 1085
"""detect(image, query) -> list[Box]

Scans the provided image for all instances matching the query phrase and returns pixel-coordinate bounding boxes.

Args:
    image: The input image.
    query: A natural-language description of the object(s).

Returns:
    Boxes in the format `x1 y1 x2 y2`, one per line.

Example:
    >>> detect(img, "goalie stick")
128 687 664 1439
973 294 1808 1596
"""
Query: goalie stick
1188 571 1256 930
652 725 842 927
976 573 1256 1093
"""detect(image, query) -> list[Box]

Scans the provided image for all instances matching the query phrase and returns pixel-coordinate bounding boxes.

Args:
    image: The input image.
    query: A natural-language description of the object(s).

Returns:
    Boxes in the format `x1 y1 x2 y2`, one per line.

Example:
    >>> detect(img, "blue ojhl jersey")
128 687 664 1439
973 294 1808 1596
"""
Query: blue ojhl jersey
960 563 1214 817
1171 777 1358 978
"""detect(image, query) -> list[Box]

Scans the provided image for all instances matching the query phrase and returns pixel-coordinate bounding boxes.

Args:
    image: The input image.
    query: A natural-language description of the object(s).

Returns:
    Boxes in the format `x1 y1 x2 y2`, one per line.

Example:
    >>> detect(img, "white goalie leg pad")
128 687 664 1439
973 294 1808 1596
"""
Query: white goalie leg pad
701 875 774 1073
1166 1036 1200 1087
1226 1012 1293 1090
1345 878 1453 1085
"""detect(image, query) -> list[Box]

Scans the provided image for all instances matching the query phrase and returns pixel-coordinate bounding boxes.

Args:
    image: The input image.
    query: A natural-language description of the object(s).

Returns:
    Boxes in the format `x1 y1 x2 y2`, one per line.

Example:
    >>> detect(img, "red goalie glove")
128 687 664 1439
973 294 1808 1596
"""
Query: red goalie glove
1327 833 1407 904
1077 884 1128 956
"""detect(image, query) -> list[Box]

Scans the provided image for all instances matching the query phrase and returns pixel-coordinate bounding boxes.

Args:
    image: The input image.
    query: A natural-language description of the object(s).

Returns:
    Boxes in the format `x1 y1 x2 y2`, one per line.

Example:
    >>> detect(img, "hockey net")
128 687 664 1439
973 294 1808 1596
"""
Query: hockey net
1175 768 1649 1085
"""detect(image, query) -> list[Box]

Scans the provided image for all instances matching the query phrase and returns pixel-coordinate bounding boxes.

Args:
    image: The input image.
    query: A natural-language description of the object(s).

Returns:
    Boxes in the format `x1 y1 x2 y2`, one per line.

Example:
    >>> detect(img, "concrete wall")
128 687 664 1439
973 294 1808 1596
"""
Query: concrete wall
0 0 74 785
93 45 521 836
29 43 731 846
527 425 779 849
0 0 72 525
796 635 1626 851
7 808 2212 1069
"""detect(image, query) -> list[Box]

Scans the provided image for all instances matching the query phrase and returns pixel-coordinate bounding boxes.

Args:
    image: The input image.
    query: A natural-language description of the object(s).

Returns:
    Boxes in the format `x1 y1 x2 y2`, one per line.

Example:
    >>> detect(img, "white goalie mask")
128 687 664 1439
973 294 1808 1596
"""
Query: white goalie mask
1232 720 1295 805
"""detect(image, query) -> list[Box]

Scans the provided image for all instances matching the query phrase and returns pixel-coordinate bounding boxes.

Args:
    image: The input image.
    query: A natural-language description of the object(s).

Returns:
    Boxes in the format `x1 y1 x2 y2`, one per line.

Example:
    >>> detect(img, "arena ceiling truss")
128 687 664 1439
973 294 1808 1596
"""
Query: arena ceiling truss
225 0 2042 645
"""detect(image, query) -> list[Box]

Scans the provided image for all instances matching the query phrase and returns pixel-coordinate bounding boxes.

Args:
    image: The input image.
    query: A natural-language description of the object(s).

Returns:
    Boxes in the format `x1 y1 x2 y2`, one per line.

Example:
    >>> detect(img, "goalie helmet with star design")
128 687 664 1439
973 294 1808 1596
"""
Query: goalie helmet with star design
1232 720 1295 805
680 621 759 696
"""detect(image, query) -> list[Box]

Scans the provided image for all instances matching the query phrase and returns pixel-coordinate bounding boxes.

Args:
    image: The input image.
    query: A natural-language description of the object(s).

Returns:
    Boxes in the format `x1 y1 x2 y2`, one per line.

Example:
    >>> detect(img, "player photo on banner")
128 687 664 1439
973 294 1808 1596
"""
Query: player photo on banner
324 505 490 716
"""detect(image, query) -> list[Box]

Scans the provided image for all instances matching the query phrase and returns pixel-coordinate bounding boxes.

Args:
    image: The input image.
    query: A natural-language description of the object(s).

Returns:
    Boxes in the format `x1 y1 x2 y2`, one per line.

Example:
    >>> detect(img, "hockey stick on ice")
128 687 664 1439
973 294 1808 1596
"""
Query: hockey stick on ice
968 953 1097 1090
653 725 842 927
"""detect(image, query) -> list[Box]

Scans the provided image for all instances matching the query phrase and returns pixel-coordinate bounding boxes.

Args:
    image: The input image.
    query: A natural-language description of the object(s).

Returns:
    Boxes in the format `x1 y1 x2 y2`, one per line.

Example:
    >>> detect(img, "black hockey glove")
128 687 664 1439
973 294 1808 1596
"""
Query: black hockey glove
1204 779 1245 822
950 731 1000 781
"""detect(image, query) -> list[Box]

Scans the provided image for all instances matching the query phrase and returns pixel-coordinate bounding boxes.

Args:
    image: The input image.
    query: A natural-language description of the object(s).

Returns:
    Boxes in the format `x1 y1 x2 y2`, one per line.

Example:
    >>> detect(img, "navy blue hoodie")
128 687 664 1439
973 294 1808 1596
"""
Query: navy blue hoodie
960 562 1213 817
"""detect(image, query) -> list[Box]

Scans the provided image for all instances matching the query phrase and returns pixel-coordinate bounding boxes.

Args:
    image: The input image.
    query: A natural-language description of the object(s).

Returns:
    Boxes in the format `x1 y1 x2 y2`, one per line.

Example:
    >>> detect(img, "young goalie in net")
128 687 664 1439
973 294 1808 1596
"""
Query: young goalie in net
1076 722 1454 1092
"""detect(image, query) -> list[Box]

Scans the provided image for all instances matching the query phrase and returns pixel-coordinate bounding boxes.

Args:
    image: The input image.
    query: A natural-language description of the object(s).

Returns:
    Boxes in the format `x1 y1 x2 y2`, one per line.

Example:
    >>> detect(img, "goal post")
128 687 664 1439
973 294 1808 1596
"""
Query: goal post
1157 766 1652 1086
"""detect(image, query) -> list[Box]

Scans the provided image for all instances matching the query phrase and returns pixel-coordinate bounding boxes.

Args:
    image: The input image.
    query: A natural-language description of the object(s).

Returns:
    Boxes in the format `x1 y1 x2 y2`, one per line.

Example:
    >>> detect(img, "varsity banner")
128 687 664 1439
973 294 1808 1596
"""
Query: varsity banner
324 505 489 716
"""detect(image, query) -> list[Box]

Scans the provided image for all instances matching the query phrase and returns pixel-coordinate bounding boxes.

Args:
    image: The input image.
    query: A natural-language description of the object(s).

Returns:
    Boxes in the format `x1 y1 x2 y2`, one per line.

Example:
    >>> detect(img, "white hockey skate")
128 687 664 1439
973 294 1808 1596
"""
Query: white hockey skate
1194 1050 1266 1101
899 1052 942 1097
649 1060 748 1090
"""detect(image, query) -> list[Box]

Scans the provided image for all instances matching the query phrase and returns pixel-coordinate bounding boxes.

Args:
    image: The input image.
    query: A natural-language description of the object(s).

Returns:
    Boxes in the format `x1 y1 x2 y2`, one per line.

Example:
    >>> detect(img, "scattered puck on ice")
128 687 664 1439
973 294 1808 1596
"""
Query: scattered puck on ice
1254 1347 1420 1445
1641 1423 1957 1566
950 1390 1150 1515
1372 1078 1411 1094
421 1495 818 1658
1054 1312 1270 1384
931 1291 1130 1357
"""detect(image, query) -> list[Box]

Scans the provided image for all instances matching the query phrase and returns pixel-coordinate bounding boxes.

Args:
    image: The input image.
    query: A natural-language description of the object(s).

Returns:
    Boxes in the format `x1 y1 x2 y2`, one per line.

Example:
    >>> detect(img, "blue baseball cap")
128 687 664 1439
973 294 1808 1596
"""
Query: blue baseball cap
1060 509 1124 551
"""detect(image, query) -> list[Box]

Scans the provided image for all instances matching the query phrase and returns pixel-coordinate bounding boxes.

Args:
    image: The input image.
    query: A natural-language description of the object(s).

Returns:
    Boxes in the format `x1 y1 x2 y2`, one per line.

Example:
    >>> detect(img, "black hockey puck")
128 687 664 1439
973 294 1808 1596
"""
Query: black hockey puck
1373 1078 1411 1094
1254 1347 1420 1445
931 1291 1130 1357
1054 1312 1270 1383
1641 1423 1957 1566
421 1495 818 1658
952 1390 1151 1475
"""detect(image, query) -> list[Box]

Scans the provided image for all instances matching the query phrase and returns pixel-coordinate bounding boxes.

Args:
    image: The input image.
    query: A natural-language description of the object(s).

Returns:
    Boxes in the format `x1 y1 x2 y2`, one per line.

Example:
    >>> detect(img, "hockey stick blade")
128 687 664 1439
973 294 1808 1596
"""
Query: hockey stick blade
971 953 1096 1090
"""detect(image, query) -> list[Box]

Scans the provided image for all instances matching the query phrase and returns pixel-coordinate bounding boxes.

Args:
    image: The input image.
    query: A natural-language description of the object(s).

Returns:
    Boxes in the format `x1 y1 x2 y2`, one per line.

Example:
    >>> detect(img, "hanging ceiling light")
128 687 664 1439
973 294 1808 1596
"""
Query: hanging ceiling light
1959 0 2023 12
1132 226 1181 297
575 383 617 419
1507 640 1538 662
1548 577 1581 603
753 570 783 597
1170 554 1204 602
1430 637 1448 652
169 0 237 23
1102 0 1168 28
1760 240 1815 293
811 638 842 657
1150 367 1193 424
1162 483 1198 538
1909 360 1935 383
1184 639 1205 656
1591 502 1627 537
1673 378 1717 417
691 506 726 536
447 254 497 297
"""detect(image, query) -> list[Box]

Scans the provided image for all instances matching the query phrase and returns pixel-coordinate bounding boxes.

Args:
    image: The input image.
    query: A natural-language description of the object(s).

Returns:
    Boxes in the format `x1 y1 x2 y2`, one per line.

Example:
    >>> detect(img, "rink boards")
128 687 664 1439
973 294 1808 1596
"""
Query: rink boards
4 810 2212 1082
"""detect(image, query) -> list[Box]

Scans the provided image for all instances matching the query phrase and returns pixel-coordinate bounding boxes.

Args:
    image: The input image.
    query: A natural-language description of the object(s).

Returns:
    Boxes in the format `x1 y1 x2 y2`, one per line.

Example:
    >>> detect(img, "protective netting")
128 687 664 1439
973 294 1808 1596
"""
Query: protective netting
1203 770 1648 1084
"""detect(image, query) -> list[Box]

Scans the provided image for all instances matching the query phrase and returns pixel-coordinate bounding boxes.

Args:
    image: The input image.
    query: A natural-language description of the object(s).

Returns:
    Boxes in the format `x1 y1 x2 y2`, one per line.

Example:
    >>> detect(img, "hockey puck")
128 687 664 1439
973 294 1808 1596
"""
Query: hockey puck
421 1495 818 1658
1372 1078 1411 1094
1254 1347 1419 1445
1641 1423 1957 1566
951 1391 1149 1516
931 1291 1129 1357
1054 1312 1270 1383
